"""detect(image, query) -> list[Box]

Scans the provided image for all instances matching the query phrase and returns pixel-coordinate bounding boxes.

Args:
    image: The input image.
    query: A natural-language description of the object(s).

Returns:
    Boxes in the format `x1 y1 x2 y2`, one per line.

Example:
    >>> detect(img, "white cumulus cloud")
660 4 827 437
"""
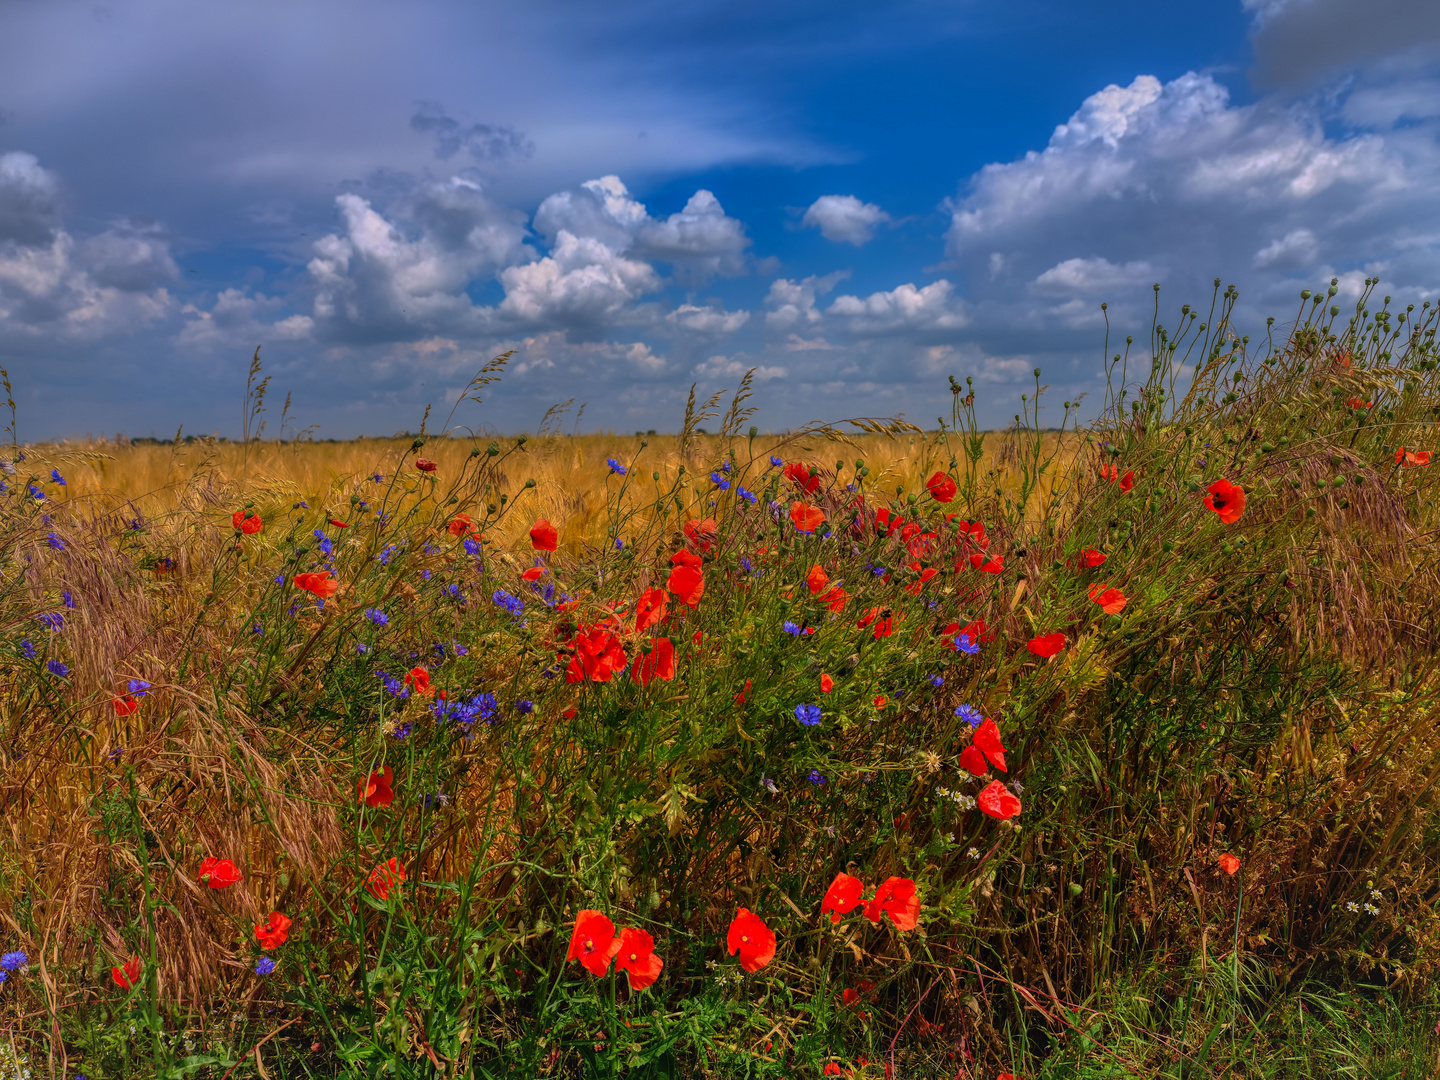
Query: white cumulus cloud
802 194 892 245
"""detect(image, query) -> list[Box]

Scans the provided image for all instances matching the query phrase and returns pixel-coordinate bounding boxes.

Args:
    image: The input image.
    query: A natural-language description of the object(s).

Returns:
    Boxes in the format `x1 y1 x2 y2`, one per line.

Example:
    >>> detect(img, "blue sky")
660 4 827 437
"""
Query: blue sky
1 0 1437 440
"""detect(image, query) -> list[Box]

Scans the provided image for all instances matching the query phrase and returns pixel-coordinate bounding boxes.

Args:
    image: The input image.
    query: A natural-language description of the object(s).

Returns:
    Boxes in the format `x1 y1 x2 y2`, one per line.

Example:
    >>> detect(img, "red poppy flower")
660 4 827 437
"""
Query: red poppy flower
614 926 664 990
734 678 753 706
1218 852 1240 876
521 566 547 581
727 908 776 972
1099 464 1118 482
529 519 558 551
805 563 830 595
905 530 939 561
875 507 906 535
925 471 958 503
568 625 627 682
113 695 140 716
232 509 263 534
842 987 861 1007
667 564 705 607
969 552 1004 574
958 745 988 776
692 629 703 645
1345 397 1372 410
818 585 847 613
784 462 822 494
1088 584 1128 614
670 548 703 569
415 457 438 472
448 513 479 537
820 673 834 693
562 706 578 719
874 695 888 709
791 502 826 534
978 780 1022 819
567 910 621 977
823 1064 846 1076
953 518 989 552
683 518 718 552
857 607 896 639
1079 548 1106 567
403 667 434 697
112 955 142 990
293 571 339 598
255 911 293 950
631 637 676 686
904 566 939 595
357 766 395 808
959 618 993 644
1203 478 1246 524
863 876 919 931
197 856 243 889
329 518 349 528
962 718 1004 772
820 872 864 924
634 587 669 633
1027 632 1066 658
1396 446 1433 468
1119 470 1134 493
366 857 406 900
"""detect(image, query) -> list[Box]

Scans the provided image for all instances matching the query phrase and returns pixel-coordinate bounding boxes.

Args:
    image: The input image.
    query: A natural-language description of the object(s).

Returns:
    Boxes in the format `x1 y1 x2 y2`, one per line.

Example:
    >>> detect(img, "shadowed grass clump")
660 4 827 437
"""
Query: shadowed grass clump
0 277 1439 1078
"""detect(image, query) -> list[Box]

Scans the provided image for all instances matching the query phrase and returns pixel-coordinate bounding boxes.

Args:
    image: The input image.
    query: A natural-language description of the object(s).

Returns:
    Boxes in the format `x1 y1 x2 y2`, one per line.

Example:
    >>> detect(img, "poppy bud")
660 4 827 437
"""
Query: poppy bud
412 437 426 449
525 479 536 488
470 447 481 457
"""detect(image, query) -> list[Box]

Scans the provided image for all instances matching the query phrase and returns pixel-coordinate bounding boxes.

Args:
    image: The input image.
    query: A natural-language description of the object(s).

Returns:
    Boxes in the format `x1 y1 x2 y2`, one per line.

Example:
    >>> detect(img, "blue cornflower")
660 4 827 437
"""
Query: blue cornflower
795 703 822 727
392 722 413 740
46 532 65 550
423 542 440 555
373 473 384 482
614 537 624 550
955 703 983 728
954 634 979 655
0 951 26 971
420 569 431 580
27 485 44 501
355 642 369 654
37 612 63 632
769 456 783 468
737 487 756 504
453 641 469 656
19 640 35 659
711 472 730 490
433 642 447 658
740 556 753 574
377 671 409 699
312 529 334 557
47 660 69 677
782 620 803 636
378 544 398 566
365 608 389 627
463 536 481 557
62 590 74 608
443 583 461 600
251 622 263 635
128 679 152 697
254 957 276 976
607 457 627 475
516 699 534 714
721 461 732 473
492 590 524 618
51 469 66 486
106 747 124 761
928 674 945 688
806 769 827 786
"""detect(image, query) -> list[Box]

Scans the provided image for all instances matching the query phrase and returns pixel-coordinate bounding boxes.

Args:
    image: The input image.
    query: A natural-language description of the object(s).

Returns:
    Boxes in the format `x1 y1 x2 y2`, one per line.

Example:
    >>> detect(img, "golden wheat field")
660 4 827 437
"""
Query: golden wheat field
25 429 1078 549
